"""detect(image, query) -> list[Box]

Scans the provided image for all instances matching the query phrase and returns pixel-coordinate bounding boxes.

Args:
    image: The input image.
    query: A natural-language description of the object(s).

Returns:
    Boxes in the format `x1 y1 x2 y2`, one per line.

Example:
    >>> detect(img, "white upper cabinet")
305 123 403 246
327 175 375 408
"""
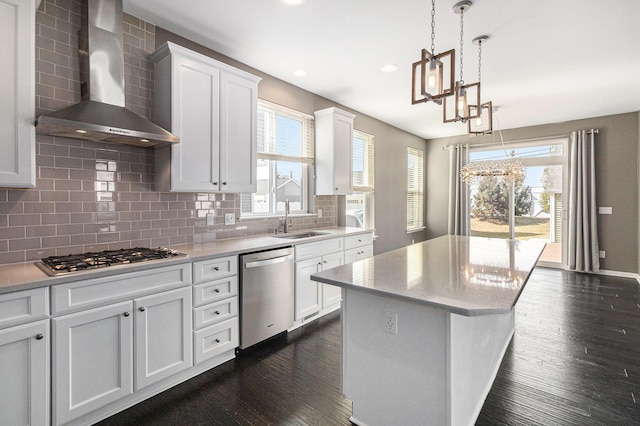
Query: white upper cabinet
152 42 260 193
0 0 36 188
314 107 355 195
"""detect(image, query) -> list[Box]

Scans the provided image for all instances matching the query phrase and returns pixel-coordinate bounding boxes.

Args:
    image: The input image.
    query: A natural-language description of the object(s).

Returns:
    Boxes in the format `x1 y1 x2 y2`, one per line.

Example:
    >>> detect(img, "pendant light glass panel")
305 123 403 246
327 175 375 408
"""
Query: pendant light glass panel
443 81 480 123
468 101 493 134
412 48 455 105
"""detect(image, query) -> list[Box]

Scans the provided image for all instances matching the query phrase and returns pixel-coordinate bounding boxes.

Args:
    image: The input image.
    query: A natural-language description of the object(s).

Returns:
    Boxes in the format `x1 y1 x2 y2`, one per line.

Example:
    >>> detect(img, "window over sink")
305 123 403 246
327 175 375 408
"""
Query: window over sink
241 100 314 216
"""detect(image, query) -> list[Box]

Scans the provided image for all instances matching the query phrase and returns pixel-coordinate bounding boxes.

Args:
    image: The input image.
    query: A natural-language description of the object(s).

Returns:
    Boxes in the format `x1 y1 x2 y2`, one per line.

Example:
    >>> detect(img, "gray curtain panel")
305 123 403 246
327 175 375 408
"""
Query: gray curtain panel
447 145 469 236
567 130 600 272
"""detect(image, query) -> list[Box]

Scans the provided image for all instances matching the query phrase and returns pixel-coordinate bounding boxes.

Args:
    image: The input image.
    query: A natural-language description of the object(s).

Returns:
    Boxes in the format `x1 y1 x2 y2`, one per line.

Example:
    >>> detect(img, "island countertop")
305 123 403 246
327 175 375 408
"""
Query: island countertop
311 235 545 316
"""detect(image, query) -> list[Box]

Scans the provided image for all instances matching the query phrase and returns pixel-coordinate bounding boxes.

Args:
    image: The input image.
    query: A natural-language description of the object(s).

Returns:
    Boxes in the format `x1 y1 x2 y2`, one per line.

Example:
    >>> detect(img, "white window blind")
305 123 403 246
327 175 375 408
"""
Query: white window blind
407 147 424 231
257 100 314 163
352 130 374 191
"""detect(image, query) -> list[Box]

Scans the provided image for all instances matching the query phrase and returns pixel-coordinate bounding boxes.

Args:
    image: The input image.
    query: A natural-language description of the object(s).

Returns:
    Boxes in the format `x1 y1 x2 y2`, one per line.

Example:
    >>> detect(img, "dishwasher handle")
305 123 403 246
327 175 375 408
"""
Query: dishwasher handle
245 254 294 269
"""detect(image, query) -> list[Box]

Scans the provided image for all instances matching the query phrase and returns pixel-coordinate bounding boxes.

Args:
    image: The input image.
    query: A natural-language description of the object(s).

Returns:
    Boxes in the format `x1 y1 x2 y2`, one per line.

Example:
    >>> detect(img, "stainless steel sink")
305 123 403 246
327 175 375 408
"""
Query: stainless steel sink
274 231 330 239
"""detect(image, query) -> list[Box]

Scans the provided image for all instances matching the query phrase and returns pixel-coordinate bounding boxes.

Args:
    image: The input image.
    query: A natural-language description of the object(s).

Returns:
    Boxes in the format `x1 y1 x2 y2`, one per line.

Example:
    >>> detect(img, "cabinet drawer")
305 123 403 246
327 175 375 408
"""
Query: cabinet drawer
193 296 238 330
194 317 239 364
51 264 191 315
344 232 374 250
193 255 238 284
295 237 343 261
193 276 238 307
0 287 49 329
344 245 374 263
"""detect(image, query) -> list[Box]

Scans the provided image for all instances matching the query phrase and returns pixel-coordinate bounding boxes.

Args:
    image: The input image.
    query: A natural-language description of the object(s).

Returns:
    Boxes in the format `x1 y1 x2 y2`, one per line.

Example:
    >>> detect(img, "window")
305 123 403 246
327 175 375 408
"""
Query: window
346 130 374 228
241 101 314 215
407 147 424 231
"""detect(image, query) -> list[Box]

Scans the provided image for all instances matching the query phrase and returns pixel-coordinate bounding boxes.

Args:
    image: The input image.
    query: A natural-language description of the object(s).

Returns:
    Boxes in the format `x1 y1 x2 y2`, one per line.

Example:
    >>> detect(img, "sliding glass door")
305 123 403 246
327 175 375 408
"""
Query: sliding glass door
468 139 567 267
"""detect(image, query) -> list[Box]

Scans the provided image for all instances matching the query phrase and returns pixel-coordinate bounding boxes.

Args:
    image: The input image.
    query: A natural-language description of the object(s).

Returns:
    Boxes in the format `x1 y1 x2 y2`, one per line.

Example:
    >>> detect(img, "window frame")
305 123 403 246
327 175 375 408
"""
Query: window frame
346 130 375 229
407 147 425 232
241 100 314 217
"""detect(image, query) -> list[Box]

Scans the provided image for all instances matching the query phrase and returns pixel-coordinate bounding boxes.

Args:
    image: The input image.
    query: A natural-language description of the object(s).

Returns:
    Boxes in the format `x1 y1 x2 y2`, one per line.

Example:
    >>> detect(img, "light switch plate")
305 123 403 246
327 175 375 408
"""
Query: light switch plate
206 213 214 226
224 213 235 225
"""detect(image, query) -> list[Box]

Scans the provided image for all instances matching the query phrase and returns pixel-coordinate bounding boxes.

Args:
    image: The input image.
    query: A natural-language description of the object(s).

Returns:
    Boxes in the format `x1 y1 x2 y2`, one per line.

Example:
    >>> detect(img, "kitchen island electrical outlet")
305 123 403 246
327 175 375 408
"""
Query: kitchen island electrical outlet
599 250 606 258
385 310 397 335
206 213 214 226
224 213 235 225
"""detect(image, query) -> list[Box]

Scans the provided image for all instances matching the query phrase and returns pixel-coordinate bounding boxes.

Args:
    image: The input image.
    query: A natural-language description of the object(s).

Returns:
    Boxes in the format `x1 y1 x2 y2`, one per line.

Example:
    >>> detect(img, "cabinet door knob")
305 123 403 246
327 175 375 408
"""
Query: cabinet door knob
323 261 328 264
139 307 146 312
222 182 228 186
214 288 221 293
213 266 220 271
215 311 220 315
215 338 221 343
358 239 362 242
35 333 44 340
213 181 219 186
335 187 339 191
123 312 130 317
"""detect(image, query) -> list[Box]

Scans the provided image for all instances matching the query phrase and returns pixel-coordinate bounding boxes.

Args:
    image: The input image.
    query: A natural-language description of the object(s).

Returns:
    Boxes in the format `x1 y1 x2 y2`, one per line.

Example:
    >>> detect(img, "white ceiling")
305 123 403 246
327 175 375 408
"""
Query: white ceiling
124 0 640 140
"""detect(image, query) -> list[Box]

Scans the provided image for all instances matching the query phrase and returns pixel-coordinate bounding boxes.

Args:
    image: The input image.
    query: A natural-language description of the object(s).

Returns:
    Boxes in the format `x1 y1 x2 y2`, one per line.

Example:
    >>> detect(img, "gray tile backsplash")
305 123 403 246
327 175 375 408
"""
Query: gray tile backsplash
0 0 336 265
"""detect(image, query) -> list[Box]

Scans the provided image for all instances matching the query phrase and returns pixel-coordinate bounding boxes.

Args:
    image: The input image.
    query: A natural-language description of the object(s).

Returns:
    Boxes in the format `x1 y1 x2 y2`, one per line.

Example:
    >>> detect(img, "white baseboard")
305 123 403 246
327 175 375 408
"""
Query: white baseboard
597 269 640 283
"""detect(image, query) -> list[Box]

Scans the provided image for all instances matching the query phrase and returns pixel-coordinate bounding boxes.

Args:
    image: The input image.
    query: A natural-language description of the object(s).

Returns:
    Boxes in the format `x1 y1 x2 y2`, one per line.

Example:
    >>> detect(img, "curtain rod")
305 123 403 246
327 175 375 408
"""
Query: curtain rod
442 128 599 150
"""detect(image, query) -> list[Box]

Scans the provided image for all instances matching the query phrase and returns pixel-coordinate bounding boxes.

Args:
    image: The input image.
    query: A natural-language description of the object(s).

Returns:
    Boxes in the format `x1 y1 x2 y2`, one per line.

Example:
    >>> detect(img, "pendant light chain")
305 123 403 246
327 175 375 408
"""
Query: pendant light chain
459 6 465 85
430 0 436 55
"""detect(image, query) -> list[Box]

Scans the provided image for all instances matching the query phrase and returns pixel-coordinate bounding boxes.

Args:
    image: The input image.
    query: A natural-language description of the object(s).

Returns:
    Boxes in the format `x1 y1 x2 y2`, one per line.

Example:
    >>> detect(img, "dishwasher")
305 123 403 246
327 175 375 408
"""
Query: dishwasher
239 246 294 349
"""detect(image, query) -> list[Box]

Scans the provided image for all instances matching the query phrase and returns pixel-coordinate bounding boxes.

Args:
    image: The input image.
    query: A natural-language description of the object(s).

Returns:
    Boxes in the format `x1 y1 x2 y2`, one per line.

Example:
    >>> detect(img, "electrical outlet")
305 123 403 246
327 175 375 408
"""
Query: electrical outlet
384 310 397 335
599 250 606 259
317 208 322 218
224 213 235 225
206 213 214 226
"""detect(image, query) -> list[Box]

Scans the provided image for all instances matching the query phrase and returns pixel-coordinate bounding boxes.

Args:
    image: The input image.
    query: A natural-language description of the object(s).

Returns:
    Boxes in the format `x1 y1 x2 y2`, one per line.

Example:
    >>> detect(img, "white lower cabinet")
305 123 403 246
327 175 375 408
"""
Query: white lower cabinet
294 238 344 321
52 286 192 425
0 320 49 426
192 256 239 365
0 287 50 426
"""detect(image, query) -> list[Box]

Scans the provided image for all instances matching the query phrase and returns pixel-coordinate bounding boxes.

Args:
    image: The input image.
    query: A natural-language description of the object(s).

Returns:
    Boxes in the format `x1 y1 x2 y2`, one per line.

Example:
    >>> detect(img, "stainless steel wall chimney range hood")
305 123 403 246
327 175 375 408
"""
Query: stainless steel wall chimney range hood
35 0 178 147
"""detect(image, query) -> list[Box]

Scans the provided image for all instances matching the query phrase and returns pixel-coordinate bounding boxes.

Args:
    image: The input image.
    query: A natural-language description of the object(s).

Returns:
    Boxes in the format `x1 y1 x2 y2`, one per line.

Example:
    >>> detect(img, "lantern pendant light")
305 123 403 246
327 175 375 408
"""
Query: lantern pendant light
443 1 481 123
411 0 455 105
468 35 493 135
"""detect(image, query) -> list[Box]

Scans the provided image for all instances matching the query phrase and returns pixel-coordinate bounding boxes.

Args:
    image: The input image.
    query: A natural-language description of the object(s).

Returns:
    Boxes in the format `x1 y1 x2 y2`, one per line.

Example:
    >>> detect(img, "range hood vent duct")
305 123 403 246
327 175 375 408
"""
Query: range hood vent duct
35 0 178 147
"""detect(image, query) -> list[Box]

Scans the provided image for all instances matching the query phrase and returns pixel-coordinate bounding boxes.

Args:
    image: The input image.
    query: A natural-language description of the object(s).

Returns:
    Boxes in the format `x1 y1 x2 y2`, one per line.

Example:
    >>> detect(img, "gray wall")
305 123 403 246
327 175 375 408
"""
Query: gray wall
425 112 640 274
155 29 429 255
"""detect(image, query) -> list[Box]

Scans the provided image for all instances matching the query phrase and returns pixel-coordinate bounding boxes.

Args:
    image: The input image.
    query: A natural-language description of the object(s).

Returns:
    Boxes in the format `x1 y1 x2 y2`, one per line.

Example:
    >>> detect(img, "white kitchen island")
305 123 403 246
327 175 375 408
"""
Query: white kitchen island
310 235 545 426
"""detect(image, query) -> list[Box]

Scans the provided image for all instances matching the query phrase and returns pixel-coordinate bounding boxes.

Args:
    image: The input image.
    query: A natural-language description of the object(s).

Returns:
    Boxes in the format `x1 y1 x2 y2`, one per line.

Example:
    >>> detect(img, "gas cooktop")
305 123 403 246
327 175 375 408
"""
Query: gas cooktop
38 247 186 276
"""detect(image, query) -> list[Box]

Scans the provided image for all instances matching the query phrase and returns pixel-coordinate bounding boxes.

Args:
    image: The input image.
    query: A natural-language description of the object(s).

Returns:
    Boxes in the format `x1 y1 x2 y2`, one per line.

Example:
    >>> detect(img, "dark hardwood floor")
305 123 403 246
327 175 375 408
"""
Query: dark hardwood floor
98 268 640 425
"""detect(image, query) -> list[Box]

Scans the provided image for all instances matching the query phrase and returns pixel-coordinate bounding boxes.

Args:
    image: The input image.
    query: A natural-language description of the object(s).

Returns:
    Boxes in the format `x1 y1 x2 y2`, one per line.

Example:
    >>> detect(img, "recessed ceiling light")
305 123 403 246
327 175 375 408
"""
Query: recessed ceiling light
380 64 398 73
293 69 307 77
282 0 306 5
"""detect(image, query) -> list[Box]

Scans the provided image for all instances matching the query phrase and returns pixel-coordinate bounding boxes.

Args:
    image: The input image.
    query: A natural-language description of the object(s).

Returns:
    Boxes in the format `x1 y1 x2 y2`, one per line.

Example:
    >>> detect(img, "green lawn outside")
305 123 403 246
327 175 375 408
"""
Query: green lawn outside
470 217 550 240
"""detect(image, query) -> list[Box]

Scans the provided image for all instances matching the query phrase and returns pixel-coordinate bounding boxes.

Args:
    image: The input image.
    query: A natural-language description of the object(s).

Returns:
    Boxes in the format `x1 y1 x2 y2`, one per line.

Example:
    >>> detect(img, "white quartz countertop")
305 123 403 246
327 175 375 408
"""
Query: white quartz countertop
311 235 545 316
0 227 371 294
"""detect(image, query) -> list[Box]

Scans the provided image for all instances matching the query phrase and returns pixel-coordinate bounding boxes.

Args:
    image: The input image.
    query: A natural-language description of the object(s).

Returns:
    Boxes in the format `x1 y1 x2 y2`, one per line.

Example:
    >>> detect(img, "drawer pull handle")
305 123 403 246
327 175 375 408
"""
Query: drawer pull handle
213 181 218 185
123 312 130 317
215 311 220 315
35 333 44 340
215 338 221 343
214 266 220 271
139 307 146 312
214 288 221 293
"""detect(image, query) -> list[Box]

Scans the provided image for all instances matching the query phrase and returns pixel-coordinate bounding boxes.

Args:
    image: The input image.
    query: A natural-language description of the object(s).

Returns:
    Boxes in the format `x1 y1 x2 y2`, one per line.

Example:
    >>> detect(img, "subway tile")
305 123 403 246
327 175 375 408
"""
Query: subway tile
97 233 121 244
37 155 55 167
119 211 140 222
24 202 55 214
0 203 25 215
42 213 70 225
41 235 70 249
70 234 96 246
26 225 57 238
0 227 26 240
69 191 95 202
56 224 84 236
70 212 93 223
55 179 82 191
8 191 40 202
10 238 42 251
0 251 27 264
41 190 69 202
55 202 83 213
